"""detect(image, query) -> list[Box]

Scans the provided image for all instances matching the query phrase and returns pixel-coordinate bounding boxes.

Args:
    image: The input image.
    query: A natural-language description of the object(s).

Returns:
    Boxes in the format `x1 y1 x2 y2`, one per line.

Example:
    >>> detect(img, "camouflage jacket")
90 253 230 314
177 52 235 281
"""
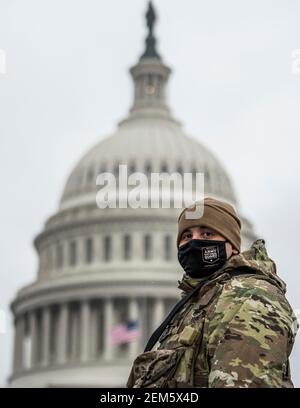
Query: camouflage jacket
126 239 298 388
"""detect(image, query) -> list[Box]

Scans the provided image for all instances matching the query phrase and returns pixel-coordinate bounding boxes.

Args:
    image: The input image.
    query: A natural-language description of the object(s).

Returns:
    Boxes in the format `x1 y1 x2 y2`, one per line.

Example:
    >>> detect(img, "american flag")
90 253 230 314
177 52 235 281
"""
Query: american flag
110 320 140 345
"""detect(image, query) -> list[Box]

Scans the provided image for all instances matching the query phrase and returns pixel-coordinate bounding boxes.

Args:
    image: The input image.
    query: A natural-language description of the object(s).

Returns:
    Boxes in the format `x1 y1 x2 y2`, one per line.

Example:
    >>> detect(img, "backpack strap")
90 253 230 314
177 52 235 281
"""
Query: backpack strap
144 280 207 352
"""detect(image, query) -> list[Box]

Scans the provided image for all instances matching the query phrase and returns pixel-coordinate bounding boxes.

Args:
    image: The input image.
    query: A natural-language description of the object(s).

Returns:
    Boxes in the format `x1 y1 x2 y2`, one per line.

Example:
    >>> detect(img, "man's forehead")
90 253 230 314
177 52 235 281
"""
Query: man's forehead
182 225 215 233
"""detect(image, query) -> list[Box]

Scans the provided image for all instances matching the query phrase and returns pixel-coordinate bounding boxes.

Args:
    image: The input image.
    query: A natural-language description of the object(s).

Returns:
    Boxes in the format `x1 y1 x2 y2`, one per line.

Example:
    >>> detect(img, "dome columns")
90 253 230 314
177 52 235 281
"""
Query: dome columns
41 307 50 367
128 298 140 360
57 303 69 365
12 316 25 374
103 298 114 362
10 294 178 382
79 300 91 363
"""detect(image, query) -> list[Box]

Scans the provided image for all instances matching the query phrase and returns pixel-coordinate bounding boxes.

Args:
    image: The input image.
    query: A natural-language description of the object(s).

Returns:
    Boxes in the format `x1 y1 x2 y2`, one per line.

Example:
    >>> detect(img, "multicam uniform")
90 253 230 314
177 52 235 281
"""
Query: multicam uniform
126 240 298 388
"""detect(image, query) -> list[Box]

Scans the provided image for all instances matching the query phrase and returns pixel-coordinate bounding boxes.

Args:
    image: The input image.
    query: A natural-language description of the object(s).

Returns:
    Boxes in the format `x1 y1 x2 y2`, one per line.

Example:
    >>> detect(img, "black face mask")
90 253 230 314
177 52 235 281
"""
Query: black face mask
177 239 229 278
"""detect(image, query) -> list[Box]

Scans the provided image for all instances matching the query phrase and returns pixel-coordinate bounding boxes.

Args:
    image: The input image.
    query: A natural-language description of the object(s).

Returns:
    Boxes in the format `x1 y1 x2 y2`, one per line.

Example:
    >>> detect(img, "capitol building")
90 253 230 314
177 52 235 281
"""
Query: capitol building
9 2 256 387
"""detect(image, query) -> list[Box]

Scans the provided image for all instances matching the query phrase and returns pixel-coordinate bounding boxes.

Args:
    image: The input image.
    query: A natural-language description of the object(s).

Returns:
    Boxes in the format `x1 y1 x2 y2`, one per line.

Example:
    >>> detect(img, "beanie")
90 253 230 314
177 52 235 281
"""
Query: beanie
177 197 241 251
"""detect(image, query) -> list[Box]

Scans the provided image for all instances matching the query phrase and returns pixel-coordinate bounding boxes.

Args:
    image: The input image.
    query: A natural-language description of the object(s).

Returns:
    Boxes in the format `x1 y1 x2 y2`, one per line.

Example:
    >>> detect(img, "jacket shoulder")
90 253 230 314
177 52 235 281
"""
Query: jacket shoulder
207 273 297 343
219 273 290 305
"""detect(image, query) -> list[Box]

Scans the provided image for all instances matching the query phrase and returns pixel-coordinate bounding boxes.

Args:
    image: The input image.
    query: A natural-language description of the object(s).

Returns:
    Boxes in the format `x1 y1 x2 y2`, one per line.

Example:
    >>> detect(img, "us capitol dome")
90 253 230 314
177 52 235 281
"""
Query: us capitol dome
9 2 256 387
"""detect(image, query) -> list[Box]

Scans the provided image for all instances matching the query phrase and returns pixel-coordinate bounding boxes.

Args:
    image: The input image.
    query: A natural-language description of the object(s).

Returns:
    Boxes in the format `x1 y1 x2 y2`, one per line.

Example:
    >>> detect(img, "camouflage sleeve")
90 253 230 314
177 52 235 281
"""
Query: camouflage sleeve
206 277 297 388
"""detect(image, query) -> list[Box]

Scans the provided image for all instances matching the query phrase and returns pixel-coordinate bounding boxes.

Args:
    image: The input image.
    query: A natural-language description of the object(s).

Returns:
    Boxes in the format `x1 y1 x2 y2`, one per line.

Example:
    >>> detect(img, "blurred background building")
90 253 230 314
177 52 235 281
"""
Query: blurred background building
9 2 256 387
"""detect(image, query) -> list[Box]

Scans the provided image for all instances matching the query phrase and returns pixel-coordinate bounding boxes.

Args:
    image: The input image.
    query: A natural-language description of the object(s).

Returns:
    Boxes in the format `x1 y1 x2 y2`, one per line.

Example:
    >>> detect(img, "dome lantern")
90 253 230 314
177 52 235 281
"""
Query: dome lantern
120 1 177 125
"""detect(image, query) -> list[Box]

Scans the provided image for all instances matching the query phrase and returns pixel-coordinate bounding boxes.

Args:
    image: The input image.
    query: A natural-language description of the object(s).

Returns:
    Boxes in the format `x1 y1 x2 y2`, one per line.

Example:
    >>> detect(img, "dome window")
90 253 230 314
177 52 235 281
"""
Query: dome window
103 236 112 262
98 164 106 176
85 238 94 264
144 234 152 260
129 162 136 174
204 167 211 190
56 243 64 269
205 170 211 182
191 165 197 176
164 235 172 261
160 162 168 173
123 234 132 260
113 163 120 179
176 164 183 175
145 162 152 176
87 167 95 183
69 241 77 266
46 246 53 272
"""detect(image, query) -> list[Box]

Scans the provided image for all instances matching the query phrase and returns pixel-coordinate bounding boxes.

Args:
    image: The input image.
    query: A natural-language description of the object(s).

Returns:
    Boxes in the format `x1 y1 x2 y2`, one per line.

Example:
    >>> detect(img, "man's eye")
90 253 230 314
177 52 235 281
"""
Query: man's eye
203 232 213 238
182 233 192 240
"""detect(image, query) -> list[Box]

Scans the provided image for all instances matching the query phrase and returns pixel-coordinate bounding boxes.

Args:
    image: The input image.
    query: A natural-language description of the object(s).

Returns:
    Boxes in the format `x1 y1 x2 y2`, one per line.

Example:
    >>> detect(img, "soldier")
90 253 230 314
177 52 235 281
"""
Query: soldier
126 197 298 388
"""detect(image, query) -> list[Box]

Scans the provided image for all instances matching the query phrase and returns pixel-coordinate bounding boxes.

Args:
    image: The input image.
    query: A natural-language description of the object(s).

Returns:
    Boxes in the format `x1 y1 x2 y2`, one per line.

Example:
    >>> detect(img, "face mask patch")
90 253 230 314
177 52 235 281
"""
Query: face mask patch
202 246 220 264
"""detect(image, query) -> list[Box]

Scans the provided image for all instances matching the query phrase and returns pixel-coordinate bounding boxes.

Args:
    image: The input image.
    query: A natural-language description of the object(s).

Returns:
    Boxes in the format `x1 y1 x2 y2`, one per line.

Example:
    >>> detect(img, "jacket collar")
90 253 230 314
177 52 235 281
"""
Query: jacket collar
177 239 286 295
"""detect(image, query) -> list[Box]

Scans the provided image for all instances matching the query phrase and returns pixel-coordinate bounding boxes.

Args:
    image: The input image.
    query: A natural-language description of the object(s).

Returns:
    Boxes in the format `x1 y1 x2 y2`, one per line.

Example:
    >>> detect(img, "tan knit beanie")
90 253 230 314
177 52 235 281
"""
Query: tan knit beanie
177 197 241 251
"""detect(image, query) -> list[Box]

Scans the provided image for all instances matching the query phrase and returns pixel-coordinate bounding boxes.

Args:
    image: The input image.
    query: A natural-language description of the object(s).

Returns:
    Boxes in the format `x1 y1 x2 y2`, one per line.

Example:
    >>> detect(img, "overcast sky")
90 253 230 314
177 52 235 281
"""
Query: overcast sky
0 0 300 387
